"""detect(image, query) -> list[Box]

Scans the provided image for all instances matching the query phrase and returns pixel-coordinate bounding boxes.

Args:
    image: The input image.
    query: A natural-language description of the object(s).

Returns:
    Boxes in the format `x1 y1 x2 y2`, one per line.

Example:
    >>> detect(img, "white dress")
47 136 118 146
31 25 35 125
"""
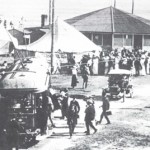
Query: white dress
140 56 146 76
92 57 99 75
147 57 150 74
115 57 119 69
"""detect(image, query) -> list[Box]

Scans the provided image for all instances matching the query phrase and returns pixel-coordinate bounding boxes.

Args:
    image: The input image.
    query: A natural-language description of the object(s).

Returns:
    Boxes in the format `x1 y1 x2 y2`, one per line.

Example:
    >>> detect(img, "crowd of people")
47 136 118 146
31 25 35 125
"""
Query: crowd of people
68 47 150 76
68 47 150 89
1 47 150 149
35 88 111 138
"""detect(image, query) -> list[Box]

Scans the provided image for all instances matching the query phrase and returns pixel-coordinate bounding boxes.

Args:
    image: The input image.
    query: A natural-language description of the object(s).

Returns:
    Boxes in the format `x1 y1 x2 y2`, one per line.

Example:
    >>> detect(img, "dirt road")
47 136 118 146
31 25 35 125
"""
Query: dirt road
27 75 150 150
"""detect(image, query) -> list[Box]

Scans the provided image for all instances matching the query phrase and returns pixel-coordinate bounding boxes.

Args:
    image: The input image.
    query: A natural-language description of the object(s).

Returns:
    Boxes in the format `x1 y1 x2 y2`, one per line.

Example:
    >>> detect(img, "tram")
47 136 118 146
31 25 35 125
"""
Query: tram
0 56 51 148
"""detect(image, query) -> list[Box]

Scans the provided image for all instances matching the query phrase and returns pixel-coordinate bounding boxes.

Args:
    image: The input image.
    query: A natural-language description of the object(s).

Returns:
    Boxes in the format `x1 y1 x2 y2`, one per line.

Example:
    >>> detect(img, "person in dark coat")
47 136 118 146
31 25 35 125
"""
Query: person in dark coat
6 118 24 150
36 93 49 135
96 96 111 125
107 55 115 74
60 91 69 119
49 88 61 111
81 65 89 89
67 98 80 137
134 58 142 76
84 99 97 135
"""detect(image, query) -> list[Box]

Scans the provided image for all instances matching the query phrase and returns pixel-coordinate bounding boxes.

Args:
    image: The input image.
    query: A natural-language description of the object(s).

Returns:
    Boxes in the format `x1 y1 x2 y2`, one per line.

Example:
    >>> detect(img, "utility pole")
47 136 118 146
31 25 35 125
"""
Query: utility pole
50 0 55 73
49 0 52 25
132 0 134 14
114 0 116 8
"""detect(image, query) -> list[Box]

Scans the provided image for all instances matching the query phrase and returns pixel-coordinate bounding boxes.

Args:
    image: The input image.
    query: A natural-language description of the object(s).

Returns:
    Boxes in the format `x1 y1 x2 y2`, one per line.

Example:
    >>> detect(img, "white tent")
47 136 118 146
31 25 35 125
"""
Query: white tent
18 18 101 53
0 25 18 55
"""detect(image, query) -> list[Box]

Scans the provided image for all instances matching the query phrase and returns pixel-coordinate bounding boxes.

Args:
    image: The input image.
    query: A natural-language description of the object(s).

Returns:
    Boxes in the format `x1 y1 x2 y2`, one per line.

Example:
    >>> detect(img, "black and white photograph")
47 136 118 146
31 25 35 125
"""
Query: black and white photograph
0 0 150 149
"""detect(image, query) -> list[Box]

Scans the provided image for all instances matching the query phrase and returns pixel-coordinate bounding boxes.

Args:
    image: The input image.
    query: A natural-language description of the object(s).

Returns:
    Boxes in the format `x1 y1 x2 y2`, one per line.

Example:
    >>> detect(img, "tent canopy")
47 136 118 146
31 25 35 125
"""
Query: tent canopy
18 18 101 53
0 25 18 55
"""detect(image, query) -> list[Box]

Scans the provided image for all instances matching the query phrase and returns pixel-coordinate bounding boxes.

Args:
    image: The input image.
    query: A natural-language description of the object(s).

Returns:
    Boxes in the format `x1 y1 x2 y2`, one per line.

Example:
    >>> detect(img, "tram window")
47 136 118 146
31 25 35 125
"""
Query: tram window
11 99 21 109
8 93 34 110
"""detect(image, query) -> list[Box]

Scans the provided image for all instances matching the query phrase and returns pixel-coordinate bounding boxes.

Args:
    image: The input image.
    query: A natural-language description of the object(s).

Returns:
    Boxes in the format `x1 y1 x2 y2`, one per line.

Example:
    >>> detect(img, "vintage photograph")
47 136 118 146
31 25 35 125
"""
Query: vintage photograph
0 0 150 149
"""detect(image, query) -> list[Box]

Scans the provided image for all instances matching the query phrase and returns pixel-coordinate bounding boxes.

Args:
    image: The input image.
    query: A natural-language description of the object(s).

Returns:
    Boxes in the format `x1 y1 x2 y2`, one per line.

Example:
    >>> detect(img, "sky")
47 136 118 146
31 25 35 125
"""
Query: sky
0 0 150 28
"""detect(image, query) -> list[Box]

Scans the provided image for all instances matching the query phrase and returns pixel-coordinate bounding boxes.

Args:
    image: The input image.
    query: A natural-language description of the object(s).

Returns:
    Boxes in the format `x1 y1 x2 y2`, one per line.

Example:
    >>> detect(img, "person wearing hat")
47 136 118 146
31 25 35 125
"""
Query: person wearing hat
36 94 47 135
96 96 111 125
84 99 97 135
60 90 69 119
67 97 80 137
6 117 23 150
49 88 61 111
81 65 90 89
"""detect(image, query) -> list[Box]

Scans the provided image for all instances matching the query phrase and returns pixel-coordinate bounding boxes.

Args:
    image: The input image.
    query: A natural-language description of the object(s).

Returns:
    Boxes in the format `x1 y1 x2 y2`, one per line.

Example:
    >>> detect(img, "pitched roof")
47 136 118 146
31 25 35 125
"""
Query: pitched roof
66 7 150 34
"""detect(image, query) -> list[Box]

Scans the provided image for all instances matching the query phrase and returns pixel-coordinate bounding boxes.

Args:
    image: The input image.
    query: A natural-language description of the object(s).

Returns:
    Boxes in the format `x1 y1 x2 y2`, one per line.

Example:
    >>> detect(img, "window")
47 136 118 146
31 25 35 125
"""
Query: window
103 34 112 46
24 34 30 45
144 35 150 46
93 34 102 45
124 35 132 46
114 34 123 47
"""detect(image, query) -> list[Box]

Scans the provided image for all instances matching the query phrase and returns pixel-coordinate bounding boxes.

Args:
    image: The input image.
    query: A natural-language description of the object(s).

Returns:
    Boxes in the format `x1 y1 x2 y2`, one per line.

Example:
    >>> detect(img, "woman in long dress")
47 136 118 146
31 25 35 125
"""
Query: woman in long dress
146 56 150 74
71 66 78 88
92 55 99 75
140 55 146 76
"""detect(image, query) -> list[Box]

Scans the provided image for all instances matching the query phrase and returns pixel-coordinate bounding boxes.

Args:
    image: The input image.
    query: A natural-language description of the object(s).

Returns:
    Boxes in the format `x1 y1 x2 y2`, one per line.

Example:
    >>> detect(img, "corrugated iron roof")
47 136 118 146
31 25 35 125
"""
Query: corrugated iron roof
66 7 150 34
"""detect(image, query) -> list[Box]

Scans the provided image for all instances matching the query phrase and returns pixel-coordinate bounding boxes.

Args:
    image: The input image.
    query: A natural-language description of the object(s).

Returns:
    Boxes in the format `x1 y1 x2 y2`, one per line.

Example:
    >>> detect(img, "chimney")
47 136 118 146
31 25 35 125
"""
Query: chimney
41 14 48 27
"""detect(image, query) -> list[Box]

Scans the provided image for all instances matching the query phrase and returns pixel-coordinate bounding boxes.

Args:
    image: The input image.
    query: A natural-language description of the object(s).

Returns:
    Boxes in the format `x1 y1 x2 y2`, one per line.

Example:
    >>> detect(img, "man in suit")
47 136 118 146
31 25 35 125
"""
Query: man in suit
84 99 97 135
96 96 111 125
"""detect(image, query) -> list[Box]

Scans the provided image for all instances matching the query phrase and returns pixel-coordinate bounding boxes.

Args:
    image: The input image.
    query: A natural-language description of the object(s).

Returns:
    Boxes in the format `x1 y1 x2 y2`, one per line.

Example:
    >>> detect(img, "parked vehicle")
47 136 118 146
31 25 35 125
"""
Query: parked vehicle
102 69 133 101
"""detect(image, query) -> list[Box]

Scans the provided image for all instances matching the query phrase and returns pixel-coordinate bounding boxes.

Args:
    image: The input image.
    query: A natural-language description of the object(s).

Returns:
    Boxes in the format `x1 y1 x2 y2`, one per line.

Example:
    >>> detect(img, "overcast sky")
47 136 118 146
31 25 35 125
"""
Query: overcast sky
0 0 150 27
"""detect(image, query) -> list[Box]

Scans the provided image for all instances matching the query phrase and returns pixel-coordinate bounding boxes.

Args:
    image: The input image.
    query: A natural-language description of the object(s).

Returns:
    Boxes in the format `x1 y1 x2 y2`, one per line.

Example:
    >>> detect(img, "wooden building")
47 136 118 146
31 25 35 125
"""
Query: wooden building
66 7 150 51
9 27 45 45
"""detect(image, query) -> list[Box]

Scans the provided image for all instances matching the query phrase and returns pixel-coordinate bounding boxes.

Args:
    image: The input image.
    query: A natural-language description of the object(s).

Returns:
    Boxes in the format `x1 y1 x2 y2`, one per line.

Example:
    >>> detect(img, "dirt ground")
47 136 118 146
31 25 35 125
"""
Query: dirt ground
28 74 150 150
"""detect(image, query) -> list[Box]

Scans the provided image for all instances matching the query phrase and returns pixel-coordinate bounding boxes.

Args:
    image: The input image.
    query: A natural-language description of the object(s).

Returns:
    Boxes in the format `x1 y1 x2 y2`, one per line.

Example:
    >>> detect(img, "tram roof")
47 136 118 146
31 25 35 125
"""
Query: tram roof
0 57 50 93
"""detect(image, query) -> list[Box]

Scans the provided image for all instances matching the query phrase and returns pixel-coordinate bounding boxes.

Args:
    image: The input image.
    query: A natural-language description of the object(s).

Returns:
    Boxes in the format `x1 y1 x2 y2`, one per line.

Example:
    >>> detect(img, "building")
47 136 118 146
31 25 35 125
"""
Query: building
8 14 49 46
9 27 46 45
66 6 150 51
9 28 28 45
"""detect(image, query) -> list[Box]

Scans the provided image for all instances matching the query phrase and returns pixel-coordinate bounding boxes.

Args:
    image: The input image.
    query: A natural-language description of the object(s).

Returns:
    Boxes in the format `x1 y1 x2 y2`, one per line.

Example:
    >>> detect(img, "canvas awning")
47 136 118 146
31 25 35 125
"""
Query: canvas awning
0 25 18 55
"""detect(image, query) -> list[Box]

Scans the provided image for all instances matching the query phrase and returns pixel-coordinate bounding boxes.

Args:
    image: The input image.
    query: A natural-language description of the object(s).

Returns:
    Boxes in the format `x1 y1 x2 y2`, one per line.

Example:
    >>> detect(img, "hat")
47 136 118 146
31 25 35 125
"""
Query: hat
60 91 66 97
87 99 94 104
49 88 56 95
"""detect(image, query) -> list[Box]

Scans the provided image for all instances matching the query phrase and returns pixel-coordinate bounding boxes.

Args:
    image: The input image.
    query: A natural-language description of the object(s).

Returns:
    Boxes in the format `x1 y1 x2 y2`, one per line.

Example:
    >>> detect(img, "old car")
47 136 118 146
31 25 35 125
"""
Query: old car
102 69 133 101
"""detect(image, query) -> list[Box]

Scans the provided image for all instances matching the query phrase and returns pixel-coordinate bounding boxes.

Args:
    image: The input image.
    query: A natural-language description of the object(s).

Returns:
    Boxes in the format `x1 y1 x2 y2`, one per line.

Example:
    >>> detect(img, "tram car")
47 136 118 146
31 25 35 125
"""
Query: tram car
0 56 51 148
